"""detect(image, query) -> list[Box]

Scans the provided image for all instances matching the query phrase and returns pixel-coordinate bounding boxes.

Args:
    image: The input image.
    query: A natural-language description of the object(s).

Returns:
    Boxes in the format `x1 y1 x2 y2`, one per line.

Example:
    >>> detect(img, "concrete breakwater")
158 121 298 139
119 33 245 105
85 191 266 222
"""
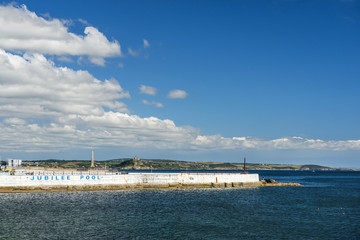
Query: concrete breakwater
0 172 261 192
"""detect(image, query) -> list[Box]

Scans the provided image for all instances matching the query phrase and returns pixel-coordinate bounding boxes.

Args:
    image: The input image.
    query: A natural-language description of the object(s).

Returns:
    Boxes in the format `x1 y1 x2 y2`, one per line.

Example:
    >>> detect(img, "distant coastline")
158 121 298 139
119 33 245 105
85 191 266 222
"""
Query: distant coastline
6 158 358 171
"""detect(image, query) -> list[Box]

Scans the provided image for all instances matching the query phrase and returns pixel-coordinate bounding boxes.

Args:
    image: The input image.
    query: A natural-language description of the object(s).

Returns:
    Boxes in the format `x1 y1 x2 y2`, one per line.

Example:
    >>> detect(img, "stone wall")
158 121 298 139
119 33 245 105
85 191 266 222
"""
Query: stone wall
0 172 259 191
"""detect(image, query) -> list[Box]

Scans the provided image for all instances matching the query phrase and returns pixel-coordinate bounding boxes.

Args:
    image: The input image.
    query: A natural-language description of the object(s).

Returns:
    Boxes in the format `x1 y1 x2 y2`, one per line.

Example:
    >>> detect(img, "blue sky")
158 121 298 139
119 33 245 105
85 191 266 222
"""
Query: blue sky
0 0 359 167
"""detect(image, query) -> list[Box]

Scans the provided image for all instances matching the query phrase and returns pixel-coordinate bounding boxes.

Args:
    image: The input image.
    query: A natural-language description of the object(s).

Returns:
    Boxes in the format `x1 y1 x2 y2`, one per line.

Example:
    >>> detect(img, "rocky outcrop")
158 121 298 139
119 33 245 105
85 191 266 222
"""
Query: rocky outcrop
260 179 302 187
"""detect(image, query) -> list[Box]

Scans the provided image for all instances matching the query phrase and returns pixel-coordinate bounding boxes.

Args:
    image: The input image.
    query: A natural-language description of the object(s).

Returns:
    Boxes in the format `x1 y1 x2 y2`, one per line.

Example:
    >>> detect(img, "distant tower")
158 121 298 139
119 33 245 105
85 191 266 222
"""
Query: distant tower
91 151 95 168
243 157 246 174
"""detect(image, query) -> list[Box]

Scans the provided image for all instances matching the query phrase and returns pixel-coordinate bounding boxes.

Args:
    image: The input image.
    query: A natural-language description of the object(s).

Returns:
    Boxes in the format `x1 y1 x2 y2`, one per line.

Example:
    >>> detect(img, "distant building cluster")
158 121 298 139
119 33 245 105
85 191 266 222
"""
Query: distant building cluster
7 159 22 168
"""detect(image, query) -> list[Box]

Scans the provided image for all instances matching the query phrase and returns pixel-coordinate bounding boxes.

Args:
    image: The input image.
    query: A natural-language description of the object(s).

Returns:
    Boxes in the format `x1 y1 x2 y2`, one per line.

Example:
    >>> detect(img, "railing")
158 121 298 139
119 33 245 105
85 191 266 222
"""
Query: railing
10 170 123 176
3 170 252 176
125 172 246 175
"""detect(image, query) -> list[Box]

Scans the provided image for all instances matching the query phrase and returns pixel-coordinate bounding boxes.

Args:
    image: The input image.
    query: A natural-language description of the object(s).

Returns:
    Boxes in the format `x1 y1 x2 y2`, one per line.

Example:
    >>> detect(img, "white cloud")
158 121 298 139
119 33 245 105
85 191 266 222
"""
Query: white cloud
89 56 105 66
127 39 149 58
1 50 357 153
0 4 121 66
191 135 360 151
2 112 360 153
168 89 188 99
0 49 130 119
0 4 358 155
142 100 164 108
57 56 73 63
140 85 157 95
78 18 89 25
3 118 27 125
143 39 150 48
127 47 139 57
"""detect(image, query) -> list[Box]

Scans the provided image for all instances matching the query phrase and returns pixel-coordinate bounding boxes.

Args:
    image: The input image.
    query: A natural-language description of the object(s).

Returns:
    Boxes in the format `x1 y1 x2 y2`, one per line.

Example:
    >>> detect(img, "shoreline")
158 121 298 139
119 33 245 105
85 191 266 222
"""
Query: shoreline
0 181 302 193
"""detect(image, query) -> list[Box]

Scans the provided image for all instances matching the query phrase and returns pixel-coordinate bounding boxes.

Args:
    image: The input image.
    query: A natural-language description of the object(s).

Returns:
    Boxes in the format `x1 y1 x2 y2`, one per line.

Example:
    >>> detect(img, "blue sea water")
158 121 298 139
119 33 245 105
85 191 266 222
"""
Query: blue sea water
0 170 359 239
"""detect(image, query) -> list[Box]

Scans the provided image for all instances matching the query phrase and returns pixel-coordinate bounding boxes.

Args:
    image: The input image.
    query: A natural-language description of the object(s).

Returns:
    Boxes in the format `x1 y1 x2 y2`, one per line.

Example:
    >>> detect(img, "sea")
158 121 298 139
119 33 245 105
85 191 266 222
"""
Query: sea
0 170 359 239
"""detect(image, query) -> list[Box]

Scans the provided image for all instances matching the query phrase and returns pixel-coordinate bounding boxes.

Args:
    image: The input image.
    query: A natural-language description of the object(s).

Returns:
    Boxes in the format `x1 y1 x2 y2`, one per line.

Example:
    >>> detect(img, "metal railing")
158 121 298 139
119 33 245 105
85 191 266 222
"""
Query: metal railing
10 170 123 176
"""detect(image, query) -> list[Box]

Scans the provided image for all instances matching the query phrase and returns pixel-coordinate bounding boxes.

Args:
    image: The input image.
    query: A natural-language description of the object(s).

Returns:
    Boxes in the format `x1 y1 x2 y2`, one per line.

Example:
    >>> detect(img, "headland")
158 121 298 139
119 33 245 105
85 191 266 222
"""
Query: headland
0 157 304 192
11 158 346 171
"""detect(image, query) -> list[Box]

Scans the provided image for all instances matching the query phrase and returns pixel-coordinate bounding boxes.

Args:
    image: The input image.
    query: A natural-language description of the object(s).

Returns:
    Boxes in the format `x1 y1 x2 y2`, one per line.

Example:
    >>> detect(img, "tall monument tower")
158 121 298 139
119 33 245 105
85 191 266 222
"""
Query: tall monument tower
91 151 95 168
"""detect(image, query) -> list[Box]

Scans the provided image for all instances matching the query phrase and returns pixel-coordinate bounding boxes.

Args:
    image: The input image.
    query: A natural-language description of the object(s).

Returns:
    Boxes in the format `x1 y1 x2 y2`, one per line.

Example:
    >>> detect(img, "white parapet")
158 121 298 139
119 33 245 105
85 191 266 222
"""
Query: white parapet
0 172 259 188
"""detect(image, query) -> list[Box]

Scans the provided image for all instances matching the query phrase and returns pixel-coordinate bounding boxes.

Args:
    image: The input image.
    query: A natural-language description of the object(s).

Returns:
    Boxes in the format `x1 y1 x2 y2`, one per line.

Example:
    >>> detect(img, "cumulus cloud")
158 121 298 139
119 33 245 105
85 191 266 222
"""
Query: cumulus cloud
57 56 73 63
2 113 360 153
127 48 139 57
142 100 164 108
0 4 359 155
191 135 360 151
168 89 188 99
0 111 200 152
1 50 357 153
140 85 157 95
78 18 89 25
0 49 130 119
3 118 27 125
143 39 150 48
127 39 149 58
88 56 106 66
0 4 121 65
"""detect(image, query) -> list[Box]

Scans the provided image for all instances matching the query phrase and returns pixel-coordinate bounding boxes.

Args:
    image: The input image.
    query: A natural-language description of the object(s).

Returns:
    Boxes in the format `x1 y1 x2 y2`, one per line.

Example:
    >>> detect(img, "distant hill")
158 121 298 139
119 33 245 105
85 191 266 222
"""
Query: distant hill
299 164 329 170
19 158 336 171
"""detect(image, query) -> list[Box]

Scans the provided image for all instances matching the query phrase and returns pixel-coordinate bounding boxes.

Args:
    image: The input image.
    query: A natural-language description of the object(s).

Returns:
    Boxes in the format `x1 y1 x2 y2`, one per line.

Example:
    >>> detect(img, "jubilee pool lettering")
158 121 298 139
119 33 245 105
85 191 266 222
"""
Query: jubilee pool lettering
28 176 101 180
29 176 71 180
80 176 101 180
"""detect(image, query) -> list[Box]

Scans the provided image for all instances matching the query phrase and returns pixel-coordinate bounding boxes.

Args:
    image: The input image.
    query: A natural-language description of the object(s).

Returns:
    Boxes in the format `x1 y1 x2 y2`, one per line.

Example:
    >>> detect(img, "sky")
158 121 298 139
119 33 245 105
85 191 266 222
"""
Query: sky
0 0 359 168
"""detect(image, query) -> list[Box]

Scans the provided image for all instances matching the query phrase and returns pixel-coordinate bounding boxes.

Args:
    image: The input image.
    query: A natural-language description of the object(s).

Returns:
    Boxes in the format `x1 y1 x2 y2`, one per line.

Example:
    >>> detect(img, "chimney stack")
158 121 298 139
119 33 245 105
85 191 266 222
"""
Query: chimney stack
91 151 95 168
243 156 246 174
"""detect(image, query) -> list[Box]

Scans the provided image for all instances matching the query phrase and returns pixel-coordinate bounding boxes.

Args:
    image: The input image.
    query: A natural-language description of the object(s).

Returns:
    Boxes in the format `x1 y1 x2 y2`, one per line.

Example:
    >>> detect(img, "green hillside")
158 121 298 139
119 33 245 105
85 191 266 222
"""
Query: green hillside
19 158 334 170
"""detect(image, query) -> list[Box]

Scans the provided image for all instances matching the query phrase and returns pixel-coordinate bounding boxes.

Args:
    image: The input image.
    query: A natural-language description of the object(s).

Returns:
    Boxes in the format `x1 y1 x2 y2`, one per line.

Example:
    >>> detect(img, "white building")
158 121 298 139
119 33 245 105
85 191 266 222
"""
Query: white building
7 159 22 168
